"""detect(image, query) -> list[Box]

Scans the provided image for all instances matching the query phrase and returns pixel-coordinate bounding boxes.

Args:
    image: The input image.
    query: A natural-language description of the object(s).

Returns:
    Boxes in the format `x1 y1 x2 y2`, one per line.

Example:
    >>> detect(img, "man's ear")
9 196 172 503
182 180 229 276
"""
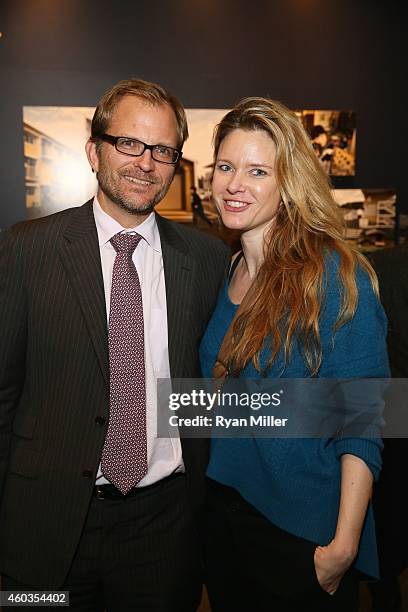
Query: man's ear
85 139 99 173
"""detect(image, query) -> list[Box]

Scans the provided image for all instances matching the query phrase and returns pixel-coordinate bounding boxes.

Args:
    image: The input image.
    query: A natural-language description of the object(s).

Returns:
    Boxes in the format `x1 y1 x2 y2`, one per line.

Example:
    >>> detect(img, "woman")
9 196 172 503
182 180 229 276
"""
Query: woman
199 98 389 612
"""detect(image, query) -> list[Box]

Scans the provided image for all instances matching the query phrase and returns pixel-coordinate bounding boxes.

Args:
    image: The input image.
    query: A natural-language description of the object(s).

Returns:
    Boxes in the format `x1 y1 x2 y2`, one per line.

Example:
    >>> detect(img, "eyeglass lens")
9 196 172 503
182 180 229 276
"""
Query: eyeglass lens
116 138 178 163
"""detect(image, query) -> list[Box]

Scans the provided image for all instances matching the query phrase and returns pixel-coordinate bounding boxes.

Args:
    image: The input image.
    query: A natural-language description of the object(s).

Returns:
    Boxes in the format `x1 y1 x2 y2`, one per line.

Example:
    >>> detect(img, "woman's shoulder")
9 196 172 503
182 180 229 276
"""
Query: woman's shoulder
319 250 389 377
323 249 374 295
320 248 386 339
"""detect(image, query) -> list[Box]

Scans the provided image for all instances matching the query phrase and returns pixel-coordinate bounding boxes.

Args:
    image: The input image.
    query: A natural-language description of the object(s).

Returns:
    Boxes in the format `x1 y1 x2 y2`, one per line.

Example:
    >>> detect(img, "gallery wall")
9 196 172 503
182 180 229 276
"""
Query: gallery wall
0 0 404 229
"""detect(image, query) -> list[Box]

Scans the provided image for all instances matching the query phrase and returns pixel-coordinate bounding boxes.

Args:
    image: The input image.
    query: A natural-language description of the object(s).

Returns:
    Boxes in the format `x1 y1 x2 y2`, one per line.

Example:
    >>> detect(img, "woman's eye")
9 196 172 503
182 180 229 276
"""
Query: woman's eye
252 168 267 177
217 163 232 172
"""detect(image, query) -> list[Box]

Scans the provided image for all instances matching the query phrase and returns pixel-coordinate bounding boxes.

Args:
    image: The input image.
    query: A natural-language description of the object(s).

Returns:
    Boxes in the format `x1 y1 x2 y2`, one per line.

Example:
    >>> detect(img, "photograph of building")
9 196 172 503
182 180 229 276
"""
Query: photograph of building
333 188 396 248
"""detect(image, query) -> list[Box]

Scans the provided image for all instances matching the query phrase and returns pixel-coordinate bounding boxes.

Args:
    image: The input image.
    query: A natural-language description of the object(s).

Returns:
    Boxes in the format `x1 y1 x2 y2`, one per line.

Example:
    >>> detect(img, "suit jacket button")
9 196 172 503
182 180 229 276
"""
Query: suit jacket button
83 470 93 478
95 416 105 425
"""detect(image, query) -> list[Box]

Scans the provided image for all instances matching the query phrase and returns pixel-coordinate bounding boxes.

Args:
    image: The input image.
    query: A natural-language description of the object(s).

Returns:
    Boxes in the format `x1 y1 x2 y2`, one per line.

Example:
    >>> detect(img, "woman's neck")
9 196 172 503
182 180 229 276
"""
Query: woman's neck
240 233 264 279
240 221 274 278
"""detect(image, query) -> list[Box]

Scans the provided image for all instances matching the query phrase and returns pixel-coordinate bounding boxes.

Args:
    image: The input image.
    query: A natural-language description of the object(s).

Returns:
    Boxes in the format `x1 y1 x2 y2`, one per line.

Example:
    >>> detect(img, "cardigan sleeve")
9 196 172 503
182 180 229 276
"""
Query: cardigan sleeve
319 256 390 480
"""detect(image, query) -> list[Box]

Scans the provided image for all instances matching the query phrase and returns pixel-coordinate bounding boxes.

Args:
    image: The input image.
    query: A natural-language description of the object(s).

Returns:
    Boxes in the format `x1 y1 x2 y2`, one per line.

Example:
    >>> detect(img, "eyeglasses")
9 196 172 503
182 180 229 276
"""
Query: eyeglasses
98 133 182 165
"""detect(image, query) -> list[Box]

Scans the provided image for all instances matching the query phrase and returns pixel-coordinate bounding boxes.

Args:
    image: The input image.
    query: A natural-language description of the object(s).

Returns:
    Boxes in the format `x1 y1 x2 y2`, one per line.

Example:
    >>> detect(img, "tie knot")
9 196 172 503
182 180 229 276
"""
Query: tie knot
110 232 142 254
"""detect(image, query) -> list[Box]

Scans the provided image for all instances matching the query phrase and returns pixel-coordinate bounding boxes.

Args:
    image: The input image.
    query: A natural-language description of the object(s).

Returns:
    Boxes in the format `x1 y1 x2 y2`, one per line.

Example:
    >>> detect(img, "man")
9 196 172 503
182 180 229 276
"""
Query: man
368 245 408 611
0 79 229 610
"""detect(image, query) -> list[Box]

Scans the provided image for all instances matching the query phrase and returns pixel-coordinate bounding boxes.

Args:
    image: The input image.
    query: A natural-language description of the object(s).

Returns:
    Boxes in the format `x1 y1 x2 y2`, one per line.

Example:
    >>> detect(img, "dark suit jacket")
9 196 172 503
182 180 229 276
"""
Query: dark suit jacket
0 201 229 587
369 245 408 573
369 245 408 378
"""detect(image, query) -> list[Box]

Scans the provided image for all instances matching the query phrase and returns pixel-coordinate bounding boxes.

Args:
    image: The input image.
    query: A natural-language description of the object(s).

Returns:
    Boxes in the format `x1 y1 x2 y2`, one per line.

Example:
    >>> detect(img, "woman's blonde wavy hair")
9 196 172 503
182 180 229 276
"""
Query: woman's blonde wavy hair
213 97 378 375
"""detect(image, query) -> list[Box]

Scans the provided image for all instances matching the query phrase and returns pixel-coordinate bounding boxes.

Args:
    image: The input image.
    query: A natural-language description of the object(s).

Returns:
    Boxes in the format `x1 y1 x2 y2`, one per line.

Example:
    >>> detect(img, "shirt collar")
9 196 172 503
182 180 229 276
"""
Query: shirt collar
93 196 161 253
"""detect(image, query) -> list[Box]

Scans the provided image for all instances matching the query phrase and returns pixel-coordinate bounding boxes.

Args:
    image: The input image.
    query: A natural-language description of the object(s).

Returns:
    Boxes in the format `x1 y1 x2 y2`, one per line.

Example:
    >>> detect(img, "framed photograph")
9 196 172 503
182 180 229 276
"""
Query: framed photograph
23 106 229 223
333 188 396 250
297 110 356 176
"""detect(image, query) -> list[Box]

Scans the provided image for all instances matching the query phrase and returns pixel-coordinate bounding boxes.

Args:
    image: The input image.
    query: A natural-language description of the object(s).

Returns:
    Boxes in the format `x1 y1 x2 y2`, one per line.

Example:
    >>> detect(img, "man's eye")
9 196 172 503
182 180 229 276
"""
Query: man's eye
122 139 138 148
155 146 172 156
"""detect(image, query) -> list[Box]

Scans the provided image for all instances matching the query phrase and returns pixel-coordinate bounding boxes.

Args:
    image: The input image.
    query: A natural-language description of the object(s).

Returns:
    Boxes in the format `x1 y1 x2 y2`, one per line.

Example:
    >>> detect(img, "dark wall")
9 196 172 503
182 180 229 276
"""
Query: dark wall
0 0 404 229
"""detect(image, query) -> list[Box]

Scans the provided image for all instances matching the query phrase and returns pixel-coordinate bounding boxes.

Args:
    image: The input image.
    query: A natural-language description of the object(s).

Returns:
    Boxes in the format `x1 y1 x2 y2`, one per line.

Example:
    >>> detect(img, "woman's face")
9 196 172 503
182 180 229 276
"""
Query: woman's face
212 128 281 233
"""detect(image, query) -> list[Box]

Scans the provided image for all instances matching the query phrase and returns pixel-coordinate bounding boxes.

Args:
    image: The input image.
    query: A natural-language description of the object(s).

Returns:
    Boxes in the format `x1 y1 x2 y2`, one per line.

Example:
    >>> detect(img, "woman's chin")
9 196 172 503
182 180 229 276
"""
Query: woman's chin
219 214 250 231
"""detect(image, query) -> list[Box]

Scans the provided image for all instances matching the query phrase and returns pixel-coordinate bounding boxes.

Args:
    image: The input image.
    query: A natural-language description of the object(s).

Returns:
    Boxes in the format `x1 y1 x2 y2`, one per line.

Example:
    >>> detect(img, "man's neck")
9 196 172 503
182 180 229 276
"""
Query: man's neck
97 189 150 228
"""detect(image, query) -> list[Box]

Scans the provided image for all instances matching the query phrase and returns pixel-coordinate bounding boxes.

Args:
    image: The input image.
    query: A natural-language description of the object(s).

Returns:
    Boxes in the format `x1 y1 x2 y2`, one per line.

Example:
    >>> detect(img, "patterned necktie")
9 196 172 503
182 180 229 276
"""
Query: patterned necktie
101 232 148 494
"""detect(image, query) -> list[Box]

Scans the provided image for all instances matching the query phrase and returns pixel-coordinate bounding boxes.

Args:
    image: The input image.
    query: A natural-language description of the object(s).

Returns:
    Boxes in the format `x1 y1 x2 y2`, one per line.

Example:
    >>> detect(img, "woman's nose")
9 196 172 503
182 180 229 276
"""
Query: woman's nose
226 172 246 193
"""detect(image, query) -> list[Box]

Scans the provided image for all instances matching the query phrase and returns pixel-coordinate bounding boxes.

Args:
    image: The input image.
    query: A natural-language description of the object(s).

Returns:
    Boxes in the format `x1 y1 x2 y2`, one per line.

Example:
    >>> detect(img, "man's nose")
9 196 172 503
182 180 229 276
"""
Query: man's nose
133 149 155 172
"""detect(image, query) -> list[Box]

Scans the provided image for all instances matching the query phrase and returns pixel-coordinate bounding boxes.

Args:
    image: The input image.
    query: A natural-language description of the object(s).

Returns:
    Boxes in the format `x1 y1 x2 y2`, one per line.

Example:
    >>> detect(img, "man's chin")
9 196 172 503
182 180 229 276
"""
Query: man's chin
116 199 156 217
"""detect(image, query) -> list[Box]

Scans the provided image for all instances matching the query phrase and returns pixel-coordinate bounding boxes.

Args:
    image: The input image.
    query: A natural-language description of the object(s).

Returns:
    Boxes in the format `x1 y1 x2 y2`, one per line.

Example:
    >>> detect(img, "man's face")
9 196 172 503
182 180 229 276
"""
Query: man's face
86 95 179 226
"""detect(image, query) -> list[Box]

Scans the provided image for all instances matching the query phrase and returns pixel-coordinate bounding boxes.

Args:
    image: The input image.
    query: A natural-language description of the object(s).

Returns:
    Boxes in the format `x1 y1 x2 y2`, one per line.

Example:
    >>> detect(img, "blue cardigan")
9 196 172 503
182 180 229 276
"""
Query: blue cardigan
199 253 390 579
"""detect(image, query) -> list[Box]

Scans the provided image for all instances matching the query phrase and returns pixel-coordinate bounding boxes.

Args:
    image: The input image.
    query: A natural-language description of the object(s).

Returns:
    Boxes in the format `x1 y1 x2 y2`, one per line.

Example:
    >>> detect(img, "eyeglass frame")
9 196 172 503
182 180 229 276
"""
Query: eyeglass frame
97 133 182 165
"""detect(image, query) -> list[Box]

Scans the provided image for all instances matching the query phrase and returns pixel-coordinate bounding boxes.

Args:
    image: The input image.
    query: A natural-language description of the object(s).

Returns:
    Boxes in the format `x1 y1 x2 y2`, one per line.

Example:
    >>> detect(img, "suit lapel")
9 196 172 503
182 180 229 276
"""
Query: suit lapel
59 201 109 388
59 207 193 385
156 214 194 378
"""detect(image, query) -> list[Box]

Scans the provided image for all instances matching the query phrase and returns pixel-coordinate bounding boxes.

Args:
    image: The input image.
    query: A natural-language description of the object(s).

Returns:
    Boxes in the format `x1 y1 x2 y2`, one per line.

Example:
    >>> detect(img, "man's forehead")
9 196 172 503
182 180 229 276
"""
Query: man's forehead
110 95 173 122
107 96 178 140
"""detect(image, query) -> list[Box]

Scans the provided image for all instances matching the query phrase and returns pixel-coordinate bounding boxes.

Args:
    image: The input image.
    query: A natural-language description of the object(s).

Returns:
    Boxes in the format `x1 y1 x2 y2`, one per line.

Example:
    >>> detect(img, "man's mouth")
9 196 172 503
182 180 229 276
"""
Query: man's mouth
123 175 156 186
